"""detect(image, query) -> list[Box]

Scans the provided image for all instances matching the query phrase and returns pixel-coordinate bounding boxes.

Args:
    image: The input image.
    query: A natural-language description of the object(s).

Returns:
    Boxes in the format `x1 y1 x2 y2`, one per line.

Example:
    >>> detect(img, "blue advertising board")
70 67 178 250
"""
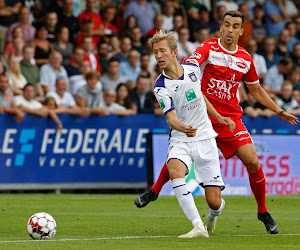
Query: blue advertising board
0 114 168 187
151 133 300 196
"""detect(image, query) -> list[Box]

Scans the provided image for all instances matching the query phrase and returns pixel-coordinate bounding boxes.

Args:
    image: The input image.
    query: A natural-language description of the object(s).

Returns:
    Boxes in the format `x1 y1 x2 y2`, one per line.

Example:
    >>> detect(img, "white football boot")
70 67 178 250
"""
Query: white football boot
178 225 209 238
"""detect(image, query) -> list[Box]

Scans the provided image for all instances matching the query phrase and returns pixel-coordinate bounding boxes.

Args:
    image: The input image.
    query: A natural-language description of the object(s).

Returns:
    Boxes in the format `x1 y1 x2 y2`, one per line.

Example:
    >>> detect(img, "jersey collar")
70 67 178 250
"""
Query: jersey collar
218 38 238 54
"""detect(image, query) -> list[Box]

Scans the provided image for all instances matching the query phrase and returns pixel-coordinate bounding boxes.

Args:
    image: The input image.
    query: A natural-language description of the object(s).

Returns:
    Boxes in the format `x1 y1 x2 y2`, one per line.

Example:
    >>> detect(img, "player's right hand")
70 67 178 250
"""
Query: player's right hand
184 125 197 137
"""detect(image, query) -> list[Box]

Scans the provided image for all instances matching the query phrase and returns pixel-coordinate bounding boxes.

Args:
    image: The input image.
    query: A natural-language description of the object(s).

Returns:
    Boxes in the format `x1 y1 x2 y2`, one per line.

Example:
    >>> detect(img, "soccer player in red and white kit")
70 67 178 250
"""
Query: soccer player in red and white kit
135 11 299 234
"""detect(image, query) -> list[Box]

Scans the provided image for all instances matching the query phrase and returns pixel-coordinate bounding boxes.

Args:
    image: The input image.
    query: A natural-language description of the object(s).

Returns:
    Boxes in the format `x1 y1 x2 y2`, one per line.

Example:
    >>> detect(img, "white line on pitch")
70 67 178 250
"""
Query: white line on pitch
0 234 300 243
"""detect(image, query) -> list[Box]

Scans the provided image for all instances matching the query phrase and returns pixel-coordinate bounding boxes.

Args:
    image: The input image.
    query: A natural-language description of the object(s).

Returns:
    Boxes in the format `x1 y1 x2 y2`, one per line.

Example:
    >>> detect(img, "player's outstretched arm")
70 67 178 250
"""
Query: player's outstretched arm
165 110 197 137
202 93 236 132
247 83 299 125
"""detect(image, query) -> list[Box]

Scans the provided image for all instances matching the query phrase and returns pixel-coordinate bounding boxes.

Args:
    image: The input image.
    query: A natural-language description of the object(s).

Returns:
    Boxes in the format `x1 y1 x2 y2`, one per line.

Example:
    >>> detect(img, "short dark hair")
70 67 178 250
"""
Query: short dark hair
23 83 35 91
108 57 120 65
222 11 245 28
279 57 293 66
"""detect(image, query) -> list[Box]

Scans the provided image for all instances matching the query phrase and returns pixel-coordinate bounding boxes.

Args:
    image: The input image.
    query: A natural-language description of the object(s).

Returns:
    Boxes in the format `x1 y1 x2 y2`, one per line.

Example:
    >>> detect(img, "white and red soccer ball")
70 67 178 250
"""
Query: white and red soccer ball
27 212 57 240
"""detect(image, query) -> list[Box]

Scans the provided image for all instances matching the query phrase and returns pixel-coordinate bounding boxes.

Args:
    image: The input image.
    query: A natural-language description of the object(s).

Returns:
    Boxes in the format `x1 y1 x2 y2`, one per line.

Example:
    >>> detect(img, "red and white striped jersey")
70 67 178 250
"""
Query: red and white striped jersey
187 38 259 123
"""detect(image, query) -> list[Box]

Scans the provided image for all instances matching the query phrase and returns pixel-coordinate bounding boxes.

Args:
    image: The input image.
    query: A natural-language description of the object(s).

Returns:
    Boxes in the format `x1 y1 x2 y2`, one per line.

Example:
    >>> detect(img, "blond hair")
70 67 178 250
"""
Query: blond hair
147 30 177 51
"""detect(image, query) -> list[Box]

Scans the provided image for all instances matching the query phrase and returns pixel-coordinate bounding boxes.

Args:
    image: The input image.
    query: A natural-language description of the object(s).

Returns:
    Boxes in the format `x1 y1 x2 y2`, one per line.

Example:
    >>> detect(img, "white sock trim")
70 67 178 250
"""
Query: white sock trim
209 198 225 217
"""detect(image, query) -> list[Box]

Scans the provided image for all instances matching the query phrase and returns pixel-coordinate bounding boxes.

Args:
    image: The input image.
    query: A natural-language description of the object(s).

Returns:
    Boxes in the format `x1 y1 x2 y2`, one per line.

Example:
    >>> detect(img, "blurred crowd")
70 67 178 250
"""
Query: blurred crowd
0 0 299 129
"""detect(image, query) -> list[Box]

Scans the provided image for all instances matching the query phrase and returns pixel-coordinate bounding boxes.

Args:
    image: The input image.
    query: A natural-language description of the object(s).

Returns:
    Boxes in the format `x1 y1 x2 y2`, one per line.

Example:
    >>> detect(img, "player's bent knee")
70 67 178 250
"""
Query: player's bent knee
207 199 221 210
245 159 260 171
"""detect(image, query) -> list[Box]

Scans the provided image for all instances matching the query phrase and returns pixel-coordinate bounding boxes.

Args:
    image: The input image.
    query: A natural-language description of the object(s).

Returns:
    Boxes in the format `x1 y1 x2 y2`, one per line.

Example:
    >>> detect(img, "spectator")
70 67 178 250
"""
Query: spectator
78 0 105 37
177 26 197 59
171 14 185 39
3 35 25 63
53 26 73 66
246 39 267 81
5 55 27 96
145 14 164 40
288 66 300 90
238 3 253 49
97 40 110 75
46 77 88 116
120 15 138 38
251 4 267 45
130 75 155 113
68 60 93 96
264 0 289 36
129 26 146 55
20 43 43 99
77 71 109 116
210 4 226 37
81 36 101 72
216 0 238 11
14 83 62 129
140 53 154 85
123 0 155 35
264 57 293 95
32 22 52 66
292 43 300 67
183 0 205 29
240 92 275 118
0 74 24 122
275 29 291 58
193 7 211 34
193 27 210 47
260 36 281 69
65 46 84 85
40 50 69 94
108 35 121 57
57 0 80 43
119 50 141 81
45 11 58 42
103 88 135 116
76 17 100 52
6 6 36 43
114 36 132 63
162 0 175 31
277 80 300 115
0 1 22 28
286 21 300 52
115 83 136 111
100 57 128 91
102 6 118 35
3 26 24 61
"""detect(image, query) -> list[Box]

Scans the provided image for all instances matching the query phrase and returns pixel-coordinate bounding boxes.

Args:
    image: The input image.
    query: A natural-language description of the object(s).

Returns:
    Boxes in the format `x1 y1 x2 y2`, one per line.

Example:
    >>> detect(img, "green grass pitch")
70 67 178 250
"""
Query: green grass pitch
0 194 299 249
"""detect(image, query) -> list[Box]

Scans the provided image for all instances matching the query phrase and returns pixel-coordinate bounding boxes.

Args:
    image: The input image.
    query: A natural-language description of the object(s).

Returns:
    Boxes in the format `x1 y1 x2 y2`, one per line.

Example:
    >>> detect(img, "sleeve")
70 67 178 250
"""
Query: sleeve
263 69 273 87
67 93 76 107
123 4 133 20
154 87 174 115
186 41 210 66
243 59 260 84
40 65 49 86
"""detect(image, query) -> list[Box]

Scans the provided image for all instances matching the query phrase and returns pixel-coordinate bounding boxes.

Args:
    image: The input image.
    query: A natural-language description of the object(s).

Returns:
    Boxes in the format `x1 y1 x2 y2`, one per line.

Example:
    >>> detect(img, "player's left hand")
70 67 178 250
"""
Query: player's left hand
217 116 236 132
276 109 299 125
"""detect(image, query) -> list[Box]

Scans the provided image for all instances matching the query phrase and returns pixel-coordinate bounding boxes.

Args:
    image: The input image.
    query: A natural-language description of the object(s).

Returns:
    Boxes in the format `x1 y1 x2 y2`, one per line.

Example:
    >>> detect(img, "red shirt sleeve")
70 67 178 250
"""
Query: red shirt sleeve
243 58 259 84
187 42 210 66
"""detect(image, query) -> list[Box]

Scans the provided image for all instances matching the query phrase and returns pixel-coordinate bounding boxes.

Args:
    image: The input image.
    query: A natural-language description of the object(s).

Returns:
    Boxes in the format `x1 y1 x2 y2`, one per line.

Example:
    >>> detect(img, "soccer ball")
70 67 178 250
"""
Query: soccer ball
27 212 57 240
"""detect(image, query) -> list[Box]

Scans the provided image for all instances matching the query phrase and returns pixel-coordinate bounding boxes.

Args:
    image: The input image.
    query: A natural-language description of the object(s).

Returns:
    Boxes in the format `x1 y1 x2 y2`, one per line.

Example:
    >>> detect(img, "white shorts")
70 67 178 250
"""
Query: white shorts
167 138 225 190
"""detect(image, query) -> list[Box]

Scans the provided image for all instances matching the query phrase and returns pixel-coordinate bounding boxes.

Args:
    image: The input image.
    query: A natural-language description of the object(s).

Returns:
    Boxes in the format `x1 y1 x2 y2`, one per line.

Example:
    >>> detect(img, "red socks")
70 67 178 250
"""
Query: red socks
151 162 170 195
248 165 268 214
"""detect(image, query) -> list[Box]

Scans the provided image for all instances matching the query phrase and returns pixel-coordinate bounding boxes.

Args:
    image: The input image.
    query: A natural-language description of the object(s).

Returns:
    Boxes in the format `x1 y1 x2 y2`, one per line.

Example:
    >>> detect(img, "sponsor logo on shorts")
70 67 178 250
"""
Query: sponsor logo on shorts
234 131 248 137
